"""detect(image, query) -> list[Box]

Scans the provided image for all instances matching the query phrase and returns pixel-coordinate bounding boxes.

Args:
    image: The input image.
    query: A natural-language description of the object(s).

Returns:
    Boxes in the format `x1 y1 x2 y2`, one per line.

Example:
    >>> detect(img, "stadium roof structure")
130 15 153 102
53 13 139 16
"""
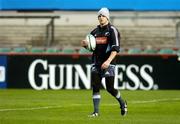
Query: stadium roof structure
0 0 180 11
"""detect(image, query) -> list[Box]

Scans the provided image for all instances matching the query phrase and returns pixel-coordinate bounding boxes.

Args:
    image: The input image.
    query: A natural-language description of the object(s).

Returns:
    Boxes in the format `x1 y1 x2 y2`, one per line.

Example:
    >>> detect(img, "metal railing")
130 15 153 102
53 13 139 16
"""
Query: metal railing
0 15 60 47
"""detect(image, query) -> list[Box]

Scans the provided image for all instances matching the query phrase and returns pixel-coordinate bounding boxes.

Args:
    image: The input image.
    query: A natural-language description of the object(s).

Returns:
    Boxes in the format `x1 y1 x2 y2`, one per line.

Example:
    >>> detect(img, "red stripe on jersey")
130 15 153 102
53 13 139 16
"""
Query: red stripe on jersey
96 37 107 44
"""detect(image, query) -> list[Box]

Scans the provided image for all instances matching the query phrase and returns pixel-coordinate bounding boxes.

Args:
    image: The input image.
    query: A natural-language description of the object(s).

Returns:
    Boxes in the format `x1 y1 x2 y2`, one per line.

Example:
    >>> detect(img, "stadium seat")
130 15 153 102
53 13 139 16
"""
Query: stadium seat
119 48 125 53
46 48 59 53
30 47 45 53
142 49 157 54
128 48 142 54
0 47 11 53
13 47 27 53
62 48 76 54
158 48 175 54
78 48 92 54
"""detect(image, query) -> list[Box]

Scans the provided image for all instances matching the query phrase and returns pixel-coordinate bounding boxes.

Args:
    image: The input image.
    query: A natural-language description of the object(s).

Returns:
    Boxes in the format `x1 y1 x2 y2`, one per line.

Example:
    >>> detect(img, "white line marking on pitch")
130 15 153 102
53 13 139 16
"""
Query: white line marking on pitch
131 98 180 104
0 105 63 112
0 98 179 112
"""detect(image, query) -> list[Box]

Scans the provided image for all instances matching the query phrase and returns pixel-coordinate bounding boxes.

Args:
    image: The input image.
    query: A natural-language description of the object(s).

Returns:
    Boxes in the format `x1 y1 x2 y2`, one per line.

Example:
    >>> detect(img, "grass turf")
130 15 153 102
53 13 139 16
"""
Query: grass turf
0 90 180 124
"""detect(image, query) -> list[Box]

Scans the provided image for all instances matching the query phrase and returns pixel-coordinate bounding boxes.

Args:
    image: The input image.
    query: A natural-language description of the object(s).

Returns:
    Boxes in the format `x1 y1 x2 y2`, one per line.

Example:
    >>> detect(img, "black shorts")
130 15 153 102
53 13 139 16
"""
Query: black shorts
91 64 115 77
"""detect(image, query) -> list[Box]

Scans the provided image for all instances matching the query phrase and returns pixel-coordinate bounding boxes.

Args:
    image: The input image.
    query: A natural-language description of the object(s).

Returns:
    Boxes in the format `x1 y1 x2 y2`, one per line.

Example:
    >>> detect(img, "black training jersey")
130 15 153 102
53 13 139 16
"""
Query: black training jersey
90 23 120 65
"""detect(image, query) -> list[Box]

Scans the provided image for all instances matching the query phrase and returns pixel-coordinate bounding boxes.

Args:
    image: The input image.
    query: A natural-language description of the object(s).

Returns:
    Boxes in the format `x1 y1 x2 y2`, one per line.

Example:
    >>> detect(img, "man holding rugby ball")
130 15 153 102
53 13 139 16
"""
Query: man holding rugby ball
81 7 127 117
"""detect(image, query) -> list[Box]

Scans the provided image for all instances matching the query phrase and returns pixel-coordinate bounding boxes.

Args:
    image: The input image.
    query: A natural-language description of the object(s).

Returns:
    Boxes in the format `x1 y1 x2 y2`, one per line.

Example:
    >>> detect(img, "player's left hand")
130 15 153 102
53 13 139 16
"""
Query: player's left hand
81 40 88 47
101 60 111 69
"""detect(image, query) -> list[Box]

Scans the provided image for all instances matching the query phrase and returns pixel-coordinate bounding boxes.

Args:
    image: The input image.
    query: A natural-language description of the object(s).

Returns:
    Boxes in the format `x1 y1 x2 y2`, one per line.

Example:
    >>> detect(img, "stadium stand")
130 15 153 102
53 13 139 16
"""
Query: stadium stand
0 0 180 53
2 10 180 50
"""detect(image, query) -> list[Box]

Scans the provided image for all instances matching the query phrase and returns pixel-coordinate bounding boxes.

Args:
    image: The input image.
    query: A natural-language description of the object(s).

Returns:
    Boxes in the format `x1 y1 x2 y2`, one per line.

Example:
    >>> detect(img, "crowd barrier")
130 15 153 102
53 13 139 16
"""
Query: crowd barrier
0 53 180 90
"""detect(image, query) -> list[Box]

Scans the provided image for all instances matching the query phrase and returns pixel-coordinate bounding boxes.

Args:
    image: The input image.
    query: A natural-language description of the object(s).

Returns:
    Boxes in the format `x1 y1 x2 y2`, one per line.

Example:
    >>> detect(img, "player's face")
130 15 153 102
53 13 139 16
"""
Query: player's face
98 15 109 26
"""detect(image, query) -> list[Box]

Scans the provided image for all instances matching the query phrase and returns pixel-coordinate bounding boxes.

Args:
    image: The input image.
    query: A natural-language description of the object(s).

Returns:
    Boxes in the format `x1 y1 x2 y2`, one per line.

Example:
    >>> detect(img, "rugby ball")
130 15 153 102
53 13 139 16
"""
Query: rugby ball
85 34 96 51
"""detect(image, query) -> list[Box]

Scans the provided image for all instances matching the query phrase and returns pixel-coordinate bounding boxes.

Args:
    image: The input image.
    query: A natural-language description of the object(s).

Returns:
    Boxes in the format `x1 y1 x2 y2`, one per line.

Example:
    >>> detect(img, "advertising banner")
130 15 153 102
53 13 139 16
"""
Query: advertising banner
7 54 180 90
7 54 92 90
0 55 7 88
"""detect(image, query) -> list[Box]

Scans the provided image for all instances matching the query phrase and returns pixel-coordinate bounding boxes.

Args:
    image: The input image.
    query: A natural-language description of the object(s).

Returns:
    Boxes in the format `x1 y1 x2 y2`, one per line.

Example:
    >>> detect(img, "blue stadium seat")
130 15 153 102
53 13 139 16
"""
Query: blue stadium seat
142 49 158 54
158 48 175 54
13 47 27 53
62 48 76 54
78 48 92 54
30 47 45 53
0 47 11 53
46 47 60 53
128 48 142 54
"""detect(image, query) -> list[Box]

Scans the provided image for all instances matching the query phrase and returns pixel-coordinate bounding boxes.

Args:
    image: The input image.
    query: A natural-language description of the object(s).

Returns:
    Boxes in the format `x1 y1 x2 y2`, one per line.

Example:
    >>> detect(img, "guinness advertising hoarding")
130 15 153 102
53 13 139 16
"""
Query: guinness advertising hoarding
6 54 180 90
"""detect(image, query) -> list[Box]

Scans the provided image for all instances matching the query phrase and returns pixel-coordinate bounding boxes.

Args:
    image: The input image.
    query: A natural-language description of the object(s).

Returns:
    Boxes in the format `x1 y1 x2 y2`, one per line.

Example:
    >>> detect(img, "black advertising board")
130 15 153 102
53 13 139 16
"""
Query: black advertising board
116 55 180 90
6 54 180 90
7 54 92 89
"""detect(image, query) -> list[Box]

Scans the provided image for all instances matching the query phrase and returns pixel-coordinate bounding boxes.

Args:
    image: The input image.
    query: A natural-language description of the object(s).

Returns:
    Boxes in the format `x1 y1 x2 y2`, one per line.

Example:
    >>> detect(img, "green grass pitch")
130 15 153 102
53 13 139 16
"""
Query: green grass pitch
0 89 180 124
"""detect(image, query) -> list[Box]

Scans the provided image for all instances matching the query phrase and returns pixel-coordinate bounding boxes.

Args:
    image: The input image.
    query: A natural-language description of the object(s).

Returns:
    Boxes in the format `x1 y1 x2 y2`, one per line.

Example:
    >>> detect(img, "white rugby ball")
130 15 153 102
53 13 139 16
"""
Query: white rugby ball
85 34 96 51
